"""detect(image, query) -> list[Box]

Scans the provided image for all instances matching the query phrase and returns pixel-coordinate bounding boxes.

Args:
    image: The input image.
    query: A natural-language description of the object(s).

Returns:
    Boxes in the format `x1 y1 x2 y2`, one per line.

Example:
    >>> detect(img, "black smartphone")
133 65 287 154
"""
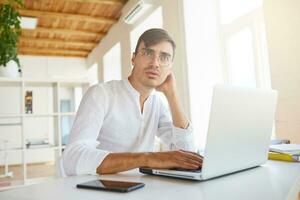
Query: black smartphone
76 179 145 193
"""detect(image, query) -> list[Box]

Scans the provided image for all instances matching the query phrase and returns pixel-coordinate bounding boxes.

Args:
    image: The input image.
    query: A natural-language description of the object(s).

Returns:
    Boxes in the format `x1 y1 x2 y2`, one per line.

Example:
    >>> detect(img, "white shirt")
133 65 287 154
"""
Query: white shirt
62 79 195 176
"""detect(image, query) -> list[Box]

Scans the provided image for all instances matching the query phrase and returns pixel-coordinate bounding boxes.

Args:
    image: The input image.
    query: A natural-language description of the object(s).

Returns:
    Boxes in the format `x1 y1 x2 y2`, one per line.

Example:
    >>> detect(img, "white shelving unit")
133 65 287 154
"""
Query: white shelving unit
0 77 89 190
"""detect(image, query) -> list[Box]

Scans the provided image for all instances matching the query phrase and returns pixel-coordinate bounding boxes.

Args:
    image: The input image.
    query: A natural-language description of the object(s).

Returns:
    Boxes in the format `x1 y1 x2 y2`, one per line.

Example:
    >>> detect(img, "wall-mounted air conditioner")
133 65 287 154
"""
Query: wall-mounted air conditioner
122 0 152 24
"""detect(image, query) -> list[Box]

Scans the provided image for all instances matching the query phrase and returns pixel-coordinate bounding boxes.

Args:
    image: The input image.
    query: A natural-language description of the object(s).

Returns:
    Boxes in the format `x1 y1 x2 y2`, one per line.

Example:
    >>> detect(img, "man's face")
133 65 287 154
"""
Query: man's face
131 41 173 89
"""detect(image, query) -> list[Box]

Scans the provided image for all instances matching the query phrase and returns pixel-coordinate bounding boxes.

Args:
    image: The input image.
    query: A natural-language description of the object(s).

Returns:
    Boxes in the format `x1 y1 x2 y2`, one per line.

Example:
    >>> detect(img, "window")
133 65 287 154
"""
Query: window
103 43 122 82
219 0 271 88
226 28 256 87
219 0 262 25
183 1 223 149
183 0 271 149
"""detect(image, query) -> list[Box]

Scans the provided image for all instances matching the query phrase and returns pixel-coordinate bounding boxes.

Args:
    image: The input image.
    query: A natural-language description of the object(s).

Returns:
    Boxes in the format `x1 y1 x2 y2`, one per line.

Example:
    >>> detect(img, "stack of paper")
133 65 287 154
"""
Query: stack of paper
269 144 300 162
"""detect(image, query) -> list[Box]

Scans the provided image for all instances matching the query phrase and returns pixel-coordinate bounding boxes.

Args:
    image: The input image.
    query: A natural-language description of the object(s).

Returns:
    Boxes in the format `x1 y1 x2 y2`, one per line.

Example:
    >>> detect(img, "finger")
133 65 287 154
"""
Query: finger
179 161 202 170
179 161 202 169
178 151 203 162
169 151 202 167
180 150 203 158
175 156 202 168
180 157 203 166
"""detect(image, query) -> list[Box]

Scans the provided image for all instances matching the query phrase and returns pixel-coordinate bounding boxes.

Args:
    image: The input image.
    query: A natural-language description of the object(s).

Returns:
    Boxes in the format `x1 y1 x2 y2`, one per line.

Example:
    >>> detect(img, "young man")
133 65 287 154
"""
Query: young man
62 28 202 176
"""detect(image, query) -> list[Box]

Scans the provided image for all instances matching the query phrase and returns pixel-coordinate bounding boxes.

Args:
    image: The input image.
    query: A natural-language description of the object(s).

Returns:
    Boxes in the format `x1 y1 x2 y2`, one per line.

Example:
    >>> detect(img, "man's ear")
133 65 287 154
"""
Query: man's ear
131 52 136 65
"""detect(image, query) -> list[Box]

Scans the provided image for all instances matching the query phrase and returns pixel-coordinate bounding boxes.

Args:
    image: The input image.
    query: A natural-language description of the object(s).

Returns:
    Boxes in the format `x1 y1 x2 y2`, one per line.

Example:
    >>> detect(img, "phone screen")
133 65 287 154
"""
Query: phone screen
77 179 145 192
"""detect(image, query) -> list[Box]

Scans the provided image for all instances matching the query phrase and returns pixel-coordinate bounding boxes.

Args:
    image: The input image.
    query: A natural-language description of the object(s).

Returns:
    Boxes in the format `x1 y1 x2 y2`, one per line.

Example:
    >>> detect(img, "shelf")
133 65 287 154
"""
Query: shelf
26 145 59 150
0 146 61 152
0 113 77 117
0 77 89 190
59 80 89 87
23 113 59 117
0 114 22 118
0 147 23 152
0 122 22 126
0 78 22 86
59 112 76 116
0 77 89 84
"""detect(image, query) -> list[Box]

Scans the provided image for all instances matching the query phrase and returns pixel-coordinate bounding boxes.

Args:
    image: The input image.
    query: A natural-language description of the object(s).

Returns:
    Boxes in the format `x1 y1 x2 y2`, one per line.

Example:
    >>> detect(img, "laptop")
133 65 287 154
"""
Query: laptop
139 84 278 181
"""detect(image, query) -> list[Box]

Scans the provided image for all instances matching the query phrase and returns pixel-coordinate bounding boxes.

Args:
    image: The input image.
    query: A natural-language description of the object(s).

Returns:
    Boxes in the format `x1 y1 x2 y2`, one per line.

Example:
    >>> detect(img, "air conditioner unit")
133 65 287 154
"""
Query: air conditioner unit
122 0 152 24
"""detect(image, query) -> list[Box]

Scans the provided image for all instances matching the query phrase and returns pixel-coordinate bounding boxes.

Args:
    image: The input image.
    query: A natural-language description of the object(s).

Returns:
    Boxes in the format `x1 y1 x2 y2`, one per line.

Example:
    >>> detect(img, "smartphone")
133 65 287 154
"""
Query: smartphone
76 179 145 193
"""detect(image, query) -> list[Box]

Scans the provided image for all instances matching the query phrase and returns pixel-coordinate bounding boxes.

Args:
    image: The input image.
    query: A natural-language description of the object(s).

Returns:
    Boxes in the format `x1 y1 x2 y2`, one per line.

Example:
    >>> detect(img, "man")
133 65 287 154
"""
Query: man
62 28 202 176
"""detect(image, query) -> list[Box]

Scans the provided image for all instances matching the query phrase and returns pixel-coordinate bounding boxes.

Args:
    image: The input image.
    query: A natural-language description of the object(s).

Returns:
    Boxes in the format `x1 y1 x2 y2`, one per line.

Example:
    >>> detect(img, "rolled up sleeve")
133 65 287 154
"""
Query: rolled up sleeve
62 140 110 176
156 102 196 152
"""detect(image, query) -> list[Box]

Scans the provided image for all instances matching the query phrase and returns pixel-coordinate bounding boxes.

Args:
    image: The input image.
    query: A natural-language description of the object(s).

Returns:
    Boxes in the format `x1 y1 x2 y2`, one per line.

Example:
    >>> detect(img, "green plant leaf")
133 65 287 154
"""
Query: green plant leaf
0 0 24 68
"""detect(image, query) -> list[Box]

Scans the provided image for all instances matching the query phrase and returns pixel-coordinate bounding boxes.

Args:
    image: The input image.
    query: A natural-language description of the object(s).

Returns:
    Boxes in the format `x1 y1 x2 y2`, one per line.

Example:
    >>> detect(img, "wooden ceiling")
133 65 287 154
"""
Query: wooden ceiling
2 0 128 57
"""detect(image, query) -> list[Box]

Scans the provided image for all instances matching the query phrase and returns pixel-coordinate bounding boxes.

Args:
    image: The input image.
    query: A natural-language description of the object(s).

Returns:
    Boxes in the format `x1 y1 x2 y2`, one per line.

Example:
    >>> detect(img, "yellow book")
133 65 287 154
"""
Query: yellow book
268 152 300 162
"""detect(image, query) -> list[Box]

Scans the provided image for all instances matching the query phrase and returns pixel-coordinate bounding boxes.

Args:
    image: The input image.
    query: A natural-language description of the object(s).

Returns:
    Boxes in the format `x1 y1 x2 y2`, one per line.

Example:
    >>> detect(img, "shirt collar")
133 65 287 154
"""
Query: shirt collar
123 78 156 99
123 78 140 99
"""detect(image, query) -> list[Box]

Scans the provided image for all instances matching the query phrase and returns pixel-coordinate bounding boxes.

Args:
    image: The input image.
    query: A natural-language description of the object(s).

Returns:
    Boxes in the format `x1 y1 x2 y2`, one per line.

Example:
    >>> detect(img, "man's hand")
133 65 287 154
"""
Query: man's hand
146 150 203 170
155 71 189 129
97 150 203 174
155 71 177 96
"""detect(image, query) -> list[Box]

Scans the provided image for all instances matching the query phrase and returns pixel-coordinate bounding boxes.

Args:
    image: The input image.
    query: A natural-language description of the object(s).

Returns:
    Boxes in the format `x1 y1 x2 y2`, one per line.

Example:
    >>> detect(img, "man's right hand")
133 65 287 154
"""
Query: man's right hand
97 150 203 174
145 150 203 170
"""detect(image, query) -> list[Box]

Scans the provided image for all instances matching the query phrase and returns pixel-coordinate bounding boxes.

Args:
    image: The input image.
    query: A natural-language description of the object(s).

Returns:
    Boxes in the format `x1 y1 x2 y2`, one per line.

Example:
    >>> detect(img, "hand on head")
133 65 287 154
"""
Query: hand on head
155 71 176 95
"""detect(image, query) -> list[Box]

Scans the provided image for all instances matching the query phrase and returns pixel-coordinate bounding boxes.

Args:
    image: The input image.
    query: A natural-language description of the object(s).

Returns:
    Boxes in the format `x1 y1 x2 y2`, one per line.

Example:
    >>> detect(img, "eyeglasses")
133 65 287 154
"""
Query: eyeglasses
137 48 172 67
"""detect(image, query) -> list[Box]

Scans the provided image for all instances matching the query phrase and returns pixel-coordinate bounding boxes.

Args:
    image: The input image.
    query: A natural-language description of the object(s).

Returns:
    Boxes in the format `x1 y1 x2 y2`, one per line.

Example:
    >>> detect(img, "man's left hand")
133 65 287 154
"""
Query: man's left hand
156 71 177 96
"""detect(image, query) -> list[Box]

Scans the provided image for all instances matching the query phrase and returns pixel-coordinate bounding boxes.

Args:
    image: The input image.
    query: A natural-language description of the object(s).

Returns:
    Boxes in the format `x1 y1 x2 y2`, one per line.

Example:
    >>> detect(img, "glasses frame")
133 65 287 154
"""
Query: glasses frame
136 48 173 68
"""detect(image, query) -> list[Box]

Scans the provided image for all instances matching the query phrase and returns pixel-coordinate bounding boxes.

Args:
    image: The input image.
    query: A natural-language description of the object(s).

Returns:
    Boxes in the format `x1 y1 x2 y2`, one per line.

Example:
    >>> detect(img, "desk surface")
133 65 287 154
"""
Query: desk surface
0 161 300 200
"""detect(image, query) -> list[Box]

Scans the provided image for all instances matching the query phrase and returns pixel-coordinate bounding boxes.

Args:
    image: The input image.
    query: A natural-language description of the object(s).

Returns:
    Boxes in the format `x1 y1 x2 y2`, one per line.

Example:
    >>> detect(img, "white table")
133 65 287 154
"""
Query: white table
0 161 300 200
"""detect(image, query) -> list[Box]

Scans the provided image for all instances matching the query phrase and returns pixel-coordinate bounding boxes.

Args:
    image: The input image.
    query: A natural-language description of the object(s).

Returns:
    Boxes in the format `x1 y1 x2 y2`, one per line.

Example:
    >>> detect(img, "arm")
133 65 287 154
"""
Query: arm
62 85 109 176
97 150 202 174
155 72 196 151
156 72 189 129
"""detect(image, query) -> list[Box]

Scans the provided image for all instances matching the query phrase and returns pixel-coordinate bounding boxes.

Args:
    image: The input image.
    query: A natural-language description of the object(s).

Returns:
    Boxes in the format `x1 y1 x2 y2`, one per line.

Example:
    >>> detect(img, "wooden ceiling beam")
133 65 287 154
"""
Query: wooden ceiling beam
0 0 126 6
19 37 97 49
19 47 89 57
22 27 105 38
22 27 105 43
19 9 117 24
0 0 22 5
62 0 126 6
19 52 87 57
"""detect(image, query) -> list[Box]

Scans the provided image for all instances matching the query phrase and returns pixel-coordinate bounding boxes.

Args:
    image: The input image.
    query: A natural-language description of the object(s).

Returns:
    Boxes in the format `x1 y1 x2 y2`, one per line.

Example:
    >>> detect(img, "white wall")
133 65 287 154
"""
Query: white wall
263 0 300 143
0 56 88 165
20 55 87 79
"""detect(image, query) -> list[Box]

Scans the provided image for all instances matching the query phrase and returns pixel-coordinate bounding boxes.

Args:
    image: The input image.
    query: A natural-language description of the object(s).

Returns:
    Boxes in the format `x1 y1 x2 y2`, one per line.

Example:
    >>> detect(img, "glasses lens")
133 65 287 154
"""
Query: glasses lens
140 49 171 67
159 55 171 65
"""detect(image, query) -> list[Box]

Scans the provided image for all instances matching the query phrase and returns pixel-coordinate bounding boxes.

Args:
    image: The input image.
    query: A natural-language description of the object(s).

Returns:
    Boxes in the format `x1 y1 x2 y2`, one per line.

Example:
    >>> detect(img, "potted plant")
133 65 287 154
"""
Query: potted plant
0 0 24 78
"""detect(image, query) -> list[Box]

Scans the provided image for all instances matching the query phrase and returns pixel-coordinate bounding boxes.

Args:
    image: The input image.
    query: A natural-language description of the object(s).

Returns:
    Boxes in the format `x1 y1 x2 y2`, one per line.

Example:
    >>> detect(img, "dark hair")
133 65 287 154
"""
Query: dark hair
134 28 176 56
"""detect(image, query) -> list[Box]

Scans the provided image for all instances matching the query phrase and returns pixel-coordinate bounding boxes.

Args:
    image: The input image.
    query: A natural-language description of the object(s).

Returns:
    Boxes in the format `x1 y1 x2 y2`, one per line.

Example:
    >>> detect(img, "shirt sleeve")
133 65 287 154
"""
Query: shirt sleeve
156 98 196 152
61 85 110 176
